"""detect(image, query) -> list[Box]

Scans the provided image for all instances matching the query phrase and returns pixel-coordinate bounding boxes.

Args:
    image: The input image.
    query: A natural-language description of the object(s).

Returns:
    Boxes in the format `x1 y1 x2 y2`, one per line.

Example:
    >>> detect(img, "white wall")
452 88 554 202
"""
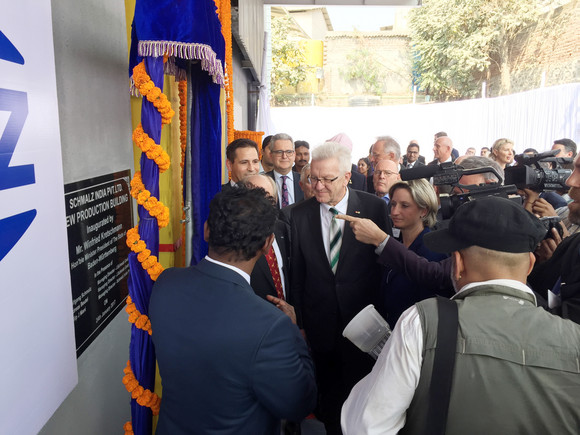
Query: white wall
40 0 133 433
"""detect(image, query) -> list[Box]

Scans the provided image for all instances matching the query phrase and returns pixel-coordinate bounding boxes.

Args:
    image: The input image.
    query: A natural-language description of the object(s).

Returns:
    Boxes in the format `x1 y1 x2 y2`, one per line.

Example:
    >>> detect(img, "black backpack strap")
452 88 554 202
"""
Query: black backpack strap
426 296 458 435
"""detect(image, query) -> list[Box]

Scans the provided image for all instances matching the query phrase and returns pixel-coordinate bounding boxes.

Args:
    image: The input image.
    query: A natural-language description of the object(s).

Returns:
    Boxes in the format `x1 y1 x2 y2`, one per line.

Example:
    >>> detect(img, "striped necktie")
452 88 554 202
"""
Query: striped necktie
329 207 342 274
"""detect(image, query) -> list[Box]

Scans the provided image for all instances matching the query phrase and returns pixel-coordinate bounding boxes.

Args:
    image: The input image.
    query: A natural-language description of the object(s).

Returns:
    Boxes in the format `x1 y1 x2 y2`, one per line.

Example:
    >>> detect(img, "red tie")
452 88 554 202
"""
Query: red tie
265 246 284 300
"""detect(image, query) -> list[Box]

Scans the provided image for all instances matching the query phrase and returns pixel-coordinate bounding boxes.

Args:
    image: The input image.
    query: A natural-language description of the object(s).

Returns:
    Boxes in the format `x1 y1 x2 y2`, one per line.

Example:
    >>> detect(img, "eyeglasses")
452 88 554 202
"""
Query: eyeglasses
308 175 339 186
407 151 419 155
271 150 295 156
375 170 398 177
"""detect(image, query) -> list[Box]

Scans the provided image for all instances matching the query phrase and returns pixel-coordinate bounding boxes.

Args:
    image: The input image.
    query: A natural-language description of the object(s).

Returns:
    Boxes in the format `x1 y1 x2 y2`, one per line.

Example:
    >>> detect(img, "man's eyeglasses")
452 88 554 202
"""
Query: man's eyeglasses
375 170 398 177
308 175 339 186
271 150 295 156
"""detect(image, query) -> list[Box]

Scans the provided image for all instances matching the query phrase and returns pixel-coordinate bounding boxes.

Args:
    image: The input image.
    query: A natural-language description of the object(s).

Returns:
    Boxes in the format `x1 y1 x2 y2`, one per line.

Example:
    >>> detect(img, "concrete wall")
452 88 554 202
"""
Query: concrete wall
40 0 133 433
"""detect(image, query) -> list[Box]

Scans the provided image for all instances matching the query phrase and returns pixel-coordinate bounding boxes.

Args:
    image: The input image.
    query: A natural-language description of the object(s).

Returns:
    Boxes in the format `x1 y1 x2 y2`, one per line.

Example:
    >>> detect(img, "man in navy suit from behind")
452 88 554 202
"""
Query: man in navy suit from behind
149 187 317 435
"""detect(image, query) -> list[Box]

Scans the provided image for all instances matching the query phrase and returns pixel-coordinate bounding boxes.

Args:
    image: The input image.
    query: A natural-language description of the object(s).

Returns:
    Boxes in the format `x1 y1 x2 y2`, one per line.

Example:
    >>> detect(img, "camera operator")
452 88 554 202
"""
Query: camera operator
528 152 580 324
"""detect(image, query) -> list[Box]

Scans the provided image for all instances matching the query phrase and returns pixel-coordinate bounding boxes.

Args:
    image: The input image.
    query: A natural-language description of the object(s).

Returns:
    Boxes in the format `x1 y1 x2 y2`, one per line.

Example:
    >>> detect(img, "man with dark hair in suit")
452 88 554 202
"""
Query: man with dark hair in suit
150 187 316 435
403 142 425 169
266 133 304 208
294 140 310 174
290 142 390 434
222 138 260 190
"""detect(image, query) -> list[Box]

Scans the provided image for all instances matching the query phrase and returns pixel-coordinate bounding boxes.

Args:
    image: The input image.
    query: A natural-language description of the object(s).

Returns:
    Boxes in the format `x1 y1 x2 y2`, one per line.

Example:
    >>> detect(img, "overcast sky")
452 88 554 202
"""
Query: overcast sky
325 6 397 31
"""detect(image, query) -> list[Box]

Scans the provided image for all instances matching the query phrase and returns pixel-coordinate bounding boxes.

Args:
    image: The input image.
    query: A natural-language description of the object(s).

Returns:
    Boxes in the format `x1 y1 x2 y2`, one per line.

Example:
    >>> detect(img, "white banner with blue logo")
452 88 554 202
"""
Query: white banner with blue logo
0 1 77 433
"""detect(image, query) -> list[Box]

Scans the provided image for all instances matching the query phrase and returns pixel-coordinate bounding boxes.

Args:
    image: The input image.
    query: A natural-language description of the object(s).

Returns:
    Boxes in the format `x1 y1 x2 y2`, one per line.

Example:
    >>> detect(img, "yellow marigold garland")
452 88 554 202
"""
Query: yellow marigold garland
125 295 152 335
122 360 161 415
126 226 164 281
130 171 170 228
133 61 175 125
132 124 170 172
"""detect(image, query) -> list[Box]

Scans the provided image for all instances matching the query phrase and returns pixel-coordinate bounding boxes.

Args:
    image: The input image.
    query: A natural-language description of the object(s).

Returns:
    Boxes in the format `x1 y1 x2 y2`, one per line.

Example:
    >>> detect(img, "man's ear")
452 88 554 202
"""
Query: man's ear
452 250 464 281
526 252 536 276
225 159 233 173
260 233 275 256
203 221 209 242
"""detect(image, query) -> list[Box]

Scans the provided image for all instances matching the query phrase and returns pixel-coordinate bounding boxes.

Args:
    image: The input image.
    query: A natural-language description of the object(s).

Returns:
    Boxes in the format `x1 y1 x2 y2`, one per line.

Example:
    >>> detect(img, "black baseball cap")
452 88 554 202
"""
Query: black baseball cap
424 196 547 254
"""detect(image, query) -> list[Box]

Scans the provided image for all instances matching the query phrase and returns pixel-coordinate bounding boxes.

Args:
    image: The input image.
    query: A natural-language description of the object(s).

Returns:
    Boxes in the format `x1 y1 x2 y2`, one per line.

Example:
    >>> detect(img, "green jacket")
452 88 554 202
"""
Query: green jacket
401 284 580 435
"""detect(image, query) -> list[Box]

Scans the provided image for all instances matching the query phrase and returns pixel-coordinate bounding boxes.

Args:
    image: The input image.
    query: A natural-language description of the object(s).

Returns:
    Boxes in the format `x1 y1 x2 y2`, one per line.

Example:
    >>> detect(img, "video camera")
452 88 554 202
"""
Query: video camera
504 150 572 191
400 162 521 220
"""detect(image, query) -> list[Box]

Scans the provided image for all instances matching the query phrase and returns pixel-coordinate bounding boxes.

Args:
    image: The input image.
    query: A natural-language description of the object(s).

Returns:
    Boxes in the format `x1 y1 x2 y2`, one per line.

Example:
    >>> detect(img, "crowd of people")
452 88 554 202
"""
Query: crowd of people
148 131 580 435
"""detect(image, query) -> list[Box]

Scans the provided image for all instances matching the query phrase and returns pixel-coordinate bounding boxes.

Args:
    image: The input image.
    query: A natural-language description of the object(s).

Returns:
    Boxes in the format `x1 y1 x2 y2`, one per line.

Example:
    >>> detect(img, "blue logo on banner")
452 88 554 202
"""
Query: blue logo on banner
0 31 35 262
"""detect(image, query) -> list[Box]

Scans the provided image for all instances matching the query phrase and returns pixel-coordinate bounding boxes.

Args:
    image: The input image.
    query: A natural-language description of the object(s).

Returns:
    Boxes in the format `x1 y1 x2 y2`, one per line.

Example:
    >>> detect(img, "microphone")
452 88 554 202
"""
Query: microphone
400 164 439 181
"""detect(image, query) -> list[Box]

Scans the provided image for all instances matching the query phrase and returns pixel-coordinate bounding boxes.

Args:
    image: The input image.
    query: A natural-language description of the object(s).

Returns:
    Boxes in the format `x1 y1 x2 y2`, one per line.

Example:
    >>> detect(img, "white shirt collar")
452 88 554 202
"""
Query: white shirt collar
204 255 251 285
274 170 293 181
452 279 537 305
320 187 349 214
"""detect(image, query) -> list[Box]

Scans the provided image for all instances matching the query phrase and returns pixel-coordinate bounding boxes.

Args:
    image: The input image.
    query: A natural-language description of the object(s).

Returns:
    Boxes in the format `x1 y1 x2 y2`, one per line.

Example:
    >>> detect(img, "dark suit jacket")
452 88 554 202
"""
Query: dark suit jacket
150 259 317 435
349 164 367 191
251 220 291 301
290 189 391 353
221 181 235 191
265 170 304 208
405 160 425 169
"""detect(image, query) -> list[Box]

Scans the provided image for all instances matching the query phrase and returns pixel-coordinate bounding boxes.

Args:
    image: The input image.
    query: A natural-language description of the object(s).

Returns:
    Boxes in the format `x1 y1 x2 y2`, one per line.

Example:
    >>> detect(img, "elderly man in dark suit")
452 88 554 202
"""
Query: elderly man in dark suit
242 174 292 303
266 133 304 208
290 142 391 434
150 187 316 435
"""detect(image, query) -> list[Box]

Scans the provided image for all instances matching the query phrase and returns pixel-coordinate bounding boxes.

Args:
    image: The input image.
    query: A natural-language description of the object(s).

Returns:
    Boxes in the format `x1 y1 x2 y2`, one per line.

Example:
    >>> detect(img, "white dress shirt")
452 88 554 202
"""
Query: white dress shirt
271 238 286 298
341 279 536 434
319 189 349 262
273 170 296 206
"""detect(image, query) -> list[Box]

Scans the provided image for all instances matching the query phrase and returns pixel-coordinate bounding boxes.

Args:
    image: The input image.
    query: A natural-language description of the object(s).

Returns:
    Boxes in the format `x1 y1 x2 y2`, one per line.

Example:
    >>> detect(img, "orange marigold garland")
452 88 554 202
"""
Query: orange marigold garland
130 172 170 228
125 295 152 335
133 61 175 125
122 360 161 415
214 0 234 143
126 226 164 281
132 124 170 172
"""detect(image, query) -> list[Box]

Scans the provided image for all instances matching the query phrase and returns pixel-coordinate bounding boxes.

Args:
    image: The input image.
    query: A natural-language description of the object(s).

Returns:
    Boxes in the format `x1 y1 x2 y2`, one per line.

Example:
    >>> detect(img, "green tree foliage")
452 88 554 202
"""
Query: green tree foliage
270 16 309 96
409 0 551 100
341 47 387 95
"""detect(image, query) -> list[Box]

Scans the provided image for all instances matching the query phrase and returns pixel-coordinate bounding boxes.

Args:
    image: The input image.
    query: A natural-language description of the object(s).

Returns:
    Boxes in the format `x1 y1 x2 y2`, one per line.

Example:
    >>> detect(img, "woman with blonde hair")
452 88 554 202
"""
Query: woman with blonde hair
380 179 450 326
491 138 515 169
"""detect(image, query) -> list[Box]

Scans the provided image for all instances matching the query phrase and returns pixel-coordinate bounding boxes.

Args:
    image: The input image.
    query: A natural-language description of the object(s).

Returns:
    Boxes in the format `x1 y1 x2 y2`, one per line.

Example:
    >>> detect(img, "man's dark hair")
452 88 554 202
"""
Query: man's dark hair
554 138 577 157
481 146 490 152
407 143 420 151
295 140 310 150
434 131 447 139
226 139 259 162
262 135 273 152
523 147 538 154
208 187 277 261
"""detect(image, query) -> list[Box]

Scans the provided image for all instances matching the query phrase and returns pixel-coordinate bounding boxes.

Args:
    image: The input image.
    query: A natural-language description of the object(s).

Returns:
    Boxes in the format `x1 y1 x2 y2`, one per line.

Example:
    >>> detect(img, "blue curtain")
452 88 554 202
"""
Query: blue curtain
127 56 164 435
190 62 222 265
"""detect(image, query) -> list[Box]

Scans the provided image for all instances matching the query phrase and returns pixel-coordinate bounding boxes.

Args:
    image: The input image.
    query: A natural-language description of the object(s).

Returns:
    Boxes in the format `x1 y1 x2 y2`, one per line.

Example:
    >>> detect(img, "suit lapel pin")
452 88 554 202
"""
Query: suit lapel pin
355 211 361 215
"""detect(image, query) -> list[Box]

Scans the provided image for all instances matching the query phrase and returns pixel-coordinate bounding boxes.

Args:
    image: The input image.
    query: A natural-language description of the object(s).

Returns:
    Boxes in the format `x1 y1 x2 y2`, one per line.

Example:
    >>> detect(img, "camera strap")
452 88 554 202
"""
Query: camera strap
426 296 458 435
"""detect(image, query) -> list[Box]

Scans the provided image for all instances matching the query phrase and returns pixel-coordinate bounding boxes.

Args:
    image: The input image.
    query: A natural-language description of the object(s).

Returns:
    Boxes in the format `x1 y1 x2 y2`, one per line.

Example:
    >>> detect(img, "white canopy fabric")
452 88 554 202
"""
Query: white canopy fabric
271 83 580 162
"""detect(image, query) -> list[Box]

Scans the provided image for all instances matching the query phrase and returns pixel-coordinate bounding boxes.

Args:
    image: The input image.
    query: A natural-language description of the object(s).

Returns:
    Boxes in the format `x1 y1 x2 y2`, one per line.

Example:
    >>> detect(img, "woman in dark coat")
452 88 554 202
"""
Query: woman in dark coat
379 179 451 327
